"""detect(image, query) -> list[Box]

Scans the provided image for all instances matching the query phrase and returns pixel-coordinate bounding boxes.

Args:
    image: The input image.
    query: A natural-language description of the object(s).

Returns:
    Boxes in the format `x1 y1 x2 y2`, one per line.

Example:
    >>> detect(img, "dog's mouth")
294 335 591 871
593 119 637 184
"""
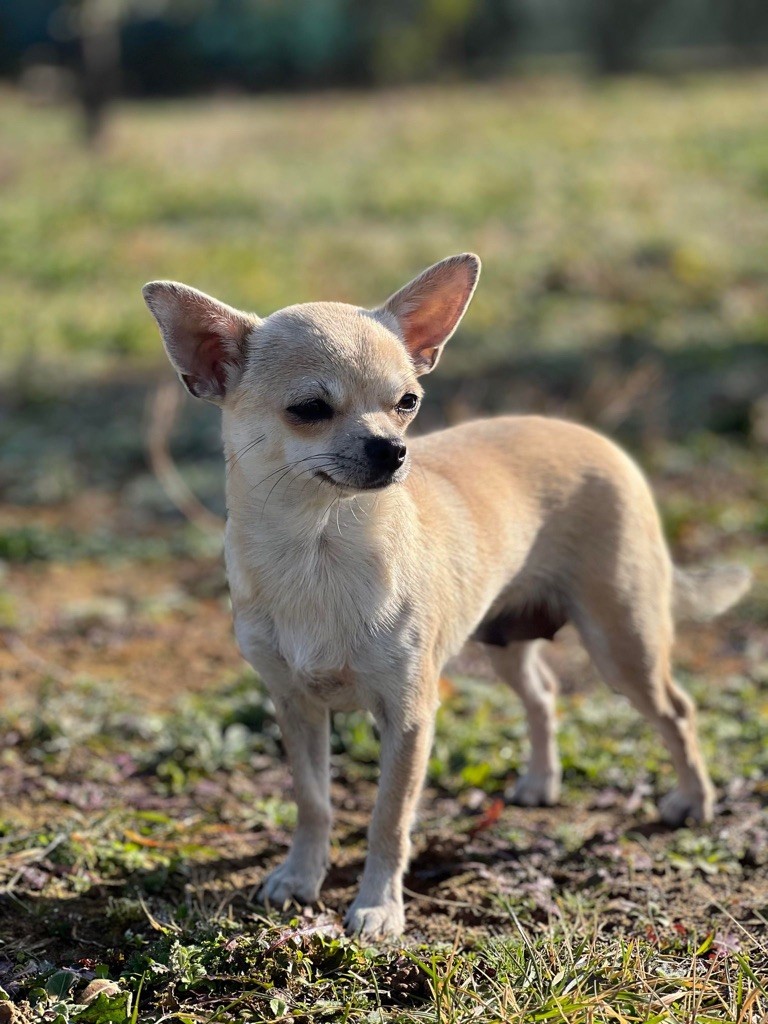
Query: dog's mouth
314 469 404 492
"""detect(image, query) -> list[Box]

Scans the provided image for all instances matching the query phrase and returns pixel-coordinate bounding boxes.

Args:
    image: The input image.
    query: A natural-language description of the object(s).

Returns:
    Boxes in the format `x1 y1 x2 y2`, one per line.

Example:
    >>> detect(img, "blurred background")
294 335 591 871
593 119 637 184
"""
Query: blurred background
1 0 767 699
1 7 768 999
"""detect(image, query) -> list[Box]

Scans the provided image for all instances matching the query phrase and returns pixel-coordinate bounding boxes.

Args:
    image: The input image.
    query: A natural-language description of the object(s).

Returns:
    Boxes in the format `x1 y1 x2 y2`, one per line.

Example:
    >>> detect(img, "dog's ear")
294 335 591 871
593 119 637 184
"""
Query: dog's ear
142 281 259 402
379 253 481 374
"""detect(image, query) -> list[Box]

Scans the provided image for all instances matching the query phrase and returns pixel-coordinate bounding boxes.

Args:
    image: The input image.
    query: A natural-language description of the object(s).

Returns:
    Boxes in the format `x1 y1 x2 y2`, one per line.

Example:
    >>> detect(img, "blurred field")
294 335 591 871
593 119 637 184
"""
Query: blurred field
1 75 767 1022
3 74 768 375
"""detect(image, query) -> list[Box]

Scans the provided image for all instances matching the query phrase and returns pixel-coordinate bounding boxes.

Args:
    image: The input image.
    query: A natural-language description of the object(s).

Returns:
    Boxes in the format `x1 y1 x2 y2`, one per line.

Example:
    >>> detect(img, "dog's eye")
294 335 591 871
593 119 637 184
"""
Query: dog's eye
396 393 419 413
286 399 334 423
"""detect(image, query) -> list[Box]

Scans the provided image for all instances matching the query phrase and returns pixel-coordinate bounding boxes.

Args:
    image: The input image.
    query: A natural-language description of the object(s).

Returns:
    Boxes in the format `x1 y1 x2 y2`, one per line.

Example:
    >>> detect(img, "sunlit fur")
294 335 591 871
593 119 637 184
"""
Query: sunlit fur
143 254 750 941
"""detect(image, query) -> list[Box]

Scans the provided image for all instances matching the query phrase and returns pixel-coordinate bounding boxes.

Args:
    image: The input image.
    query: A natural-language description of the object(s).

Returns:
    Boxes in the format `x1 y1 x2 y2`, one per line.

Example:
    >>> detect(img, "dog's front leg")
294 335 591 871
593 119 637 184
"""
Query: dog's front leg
258 693 331 908
345 701 435 940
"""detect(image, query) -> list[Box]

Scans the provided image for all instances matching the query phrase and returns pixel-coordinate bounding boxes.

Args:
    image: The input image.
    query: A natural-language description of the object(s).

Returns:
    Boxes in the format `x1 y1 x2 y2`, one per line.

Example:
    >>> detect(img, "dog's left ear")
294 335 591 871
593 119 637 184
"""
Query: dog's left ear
379 253 481 374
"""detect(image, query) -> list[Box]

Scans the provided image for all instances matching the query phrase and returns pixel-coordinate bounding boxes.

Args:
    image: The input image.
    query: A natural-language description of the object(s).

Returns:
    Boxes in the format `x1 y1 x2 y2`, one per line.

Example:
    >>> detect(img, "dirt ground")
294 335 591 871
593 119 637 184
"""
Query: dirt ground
2 502 766 945
0 477 766 1023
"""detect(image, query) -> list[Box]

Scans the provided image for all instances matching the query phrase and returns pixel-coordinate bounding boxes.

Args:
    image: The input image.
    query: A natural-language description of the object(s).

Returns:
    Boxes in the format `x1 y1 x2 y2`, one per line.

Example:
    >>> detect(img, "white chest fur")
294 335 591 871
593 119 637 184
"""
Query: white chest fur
225 506 402 683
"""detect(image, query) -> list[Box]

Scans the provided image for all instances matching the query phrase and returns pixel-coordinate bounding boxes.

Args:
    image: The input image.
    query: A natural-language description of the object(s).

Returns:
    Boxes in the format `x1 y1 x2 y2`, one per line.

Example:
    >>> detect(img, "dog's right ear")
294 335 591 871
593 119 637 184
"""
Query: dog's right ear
142 281 259 402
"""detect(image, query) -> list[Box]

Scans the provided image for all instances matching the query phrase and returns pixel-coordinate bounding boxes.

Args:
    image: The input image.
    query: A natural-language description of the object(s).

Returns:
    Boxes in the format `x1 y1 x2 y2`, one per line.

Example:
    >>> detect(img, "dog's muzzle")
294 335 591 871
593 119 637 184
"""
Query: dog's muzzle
315 437 409 491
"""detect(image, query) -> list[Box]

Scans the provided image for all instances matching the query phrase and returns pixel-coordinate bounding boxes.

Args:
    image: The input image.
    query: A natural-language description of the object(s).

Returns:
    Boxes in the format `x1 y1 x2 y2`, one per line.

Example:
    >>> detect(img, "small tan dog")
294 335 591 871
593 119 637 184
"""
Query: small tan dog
143 254 749 940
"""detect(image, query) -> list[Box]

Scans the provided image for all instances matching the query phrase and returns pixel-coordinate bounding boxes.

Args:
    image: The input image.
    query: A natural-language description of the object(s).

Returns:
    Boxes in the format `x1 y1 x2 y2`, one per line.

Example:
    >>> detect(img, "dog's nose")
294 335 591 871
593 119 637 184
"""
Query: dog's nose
365 437 407 473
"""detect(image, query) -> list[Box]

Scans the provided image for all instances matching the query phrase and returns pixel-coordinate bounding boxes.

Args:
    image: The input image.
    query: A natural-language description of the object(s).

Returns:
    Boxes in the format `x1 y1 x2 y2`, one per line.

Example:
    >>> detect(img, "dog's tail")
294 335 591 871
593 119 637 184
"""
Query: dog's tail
673 564 752 623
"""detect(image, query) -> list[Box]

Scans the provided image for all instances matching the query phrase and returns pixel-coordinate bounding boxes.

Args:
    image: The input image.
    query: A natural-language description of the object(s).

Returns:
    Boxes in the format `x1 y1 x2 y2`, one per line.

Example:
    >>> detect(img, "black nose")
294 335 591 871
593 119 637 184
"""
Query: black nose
364 437 407 474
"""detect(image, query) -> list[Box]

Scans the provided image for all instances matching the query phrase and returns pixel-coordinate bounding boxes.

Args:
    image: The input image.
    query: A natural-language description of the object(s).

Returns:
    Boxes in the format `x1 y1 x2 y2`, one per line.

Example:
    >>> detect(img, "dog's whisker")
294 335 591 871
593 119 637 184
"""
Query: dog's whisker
260 458 345 517
297 463 340 501
349 498 363 526
260 466 302 516
285 463 338 507
247 452 345 496
226 434 267 476
318 491 342 525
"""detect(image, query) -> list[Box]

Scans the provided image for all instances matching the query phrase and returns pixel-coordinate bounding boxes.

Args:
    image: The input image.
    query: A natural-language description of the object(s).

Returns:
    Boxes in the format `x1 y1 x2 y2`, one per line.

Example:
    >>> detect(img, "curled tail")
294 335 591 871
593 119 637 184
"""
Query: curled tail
673 564 752 623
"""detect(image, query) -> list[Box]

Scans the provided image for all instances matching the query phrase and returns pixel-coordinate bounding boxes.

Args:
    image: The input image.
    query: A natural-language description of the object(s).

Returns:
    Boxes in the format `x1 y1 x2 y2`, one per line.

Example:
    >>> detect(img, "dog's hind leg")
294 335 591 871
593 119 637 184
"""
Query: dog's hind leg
486 641 561 807
575 605 714 826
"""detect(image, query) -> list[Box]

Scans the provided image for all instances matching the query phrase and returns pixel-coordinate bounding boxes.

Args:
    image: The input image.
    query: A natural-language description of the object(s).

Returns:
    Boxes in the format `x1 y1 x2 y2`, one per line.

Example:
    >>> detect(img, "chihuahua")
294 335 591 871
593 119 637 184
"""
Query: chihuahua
143 254 750 939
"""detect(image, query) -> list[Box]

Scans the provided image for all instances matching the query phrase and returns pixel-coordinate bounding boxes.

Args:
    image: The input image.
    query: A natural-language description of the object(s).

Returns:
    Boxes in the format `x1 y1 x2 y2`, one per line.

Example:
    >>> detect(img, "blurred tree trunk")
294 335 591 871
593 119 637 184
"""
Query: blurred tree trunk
78 0 121 144
717 0 768 63
586 0 665 74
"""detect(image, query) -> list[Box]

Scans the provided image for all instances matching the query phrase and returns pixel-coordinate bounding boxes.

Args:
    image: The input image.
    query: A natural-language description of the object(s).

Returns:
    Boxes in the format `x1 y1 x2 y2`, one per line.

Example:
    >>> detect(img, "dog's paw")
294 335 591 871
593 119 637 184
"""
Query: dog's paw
658 786 714 827
258 861 324 909
506 770 561 807
344 899 404 941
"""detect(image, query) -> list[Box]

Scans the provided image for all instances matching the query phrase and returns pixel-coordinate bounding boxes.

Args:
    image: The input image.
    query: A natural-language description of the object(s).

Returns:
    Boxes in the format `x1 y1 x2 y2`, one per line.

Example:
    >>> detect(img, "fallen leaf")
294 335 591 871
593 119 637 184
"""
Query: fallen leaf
468 798 504 839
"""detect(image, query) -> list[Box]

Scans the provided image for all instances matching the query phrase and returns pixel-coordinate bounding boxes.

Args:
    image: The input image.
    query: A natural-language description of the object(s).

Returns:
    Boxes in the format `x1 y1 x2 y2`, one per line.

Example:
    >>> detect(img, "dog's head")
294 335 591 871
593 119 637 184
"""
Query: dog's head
143 254 480 496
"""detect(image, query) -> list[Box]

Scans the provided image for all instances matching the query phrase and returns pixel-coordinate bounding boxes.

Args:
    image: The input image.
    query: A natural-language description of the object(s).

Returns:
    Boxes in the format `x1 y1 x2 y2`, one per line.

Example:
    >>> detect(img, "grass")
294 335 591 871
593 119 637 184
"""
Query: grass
1 667 766 1023
1 71 767 1021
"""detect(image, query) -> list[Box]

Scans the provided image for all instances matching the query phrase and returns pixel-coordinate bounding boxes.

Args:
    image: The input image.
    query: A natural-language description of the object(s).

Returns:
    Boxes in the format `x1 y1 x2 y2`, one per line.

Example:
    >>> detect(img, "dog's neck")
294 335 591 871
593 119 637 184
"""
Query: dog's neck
223 433 412 670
